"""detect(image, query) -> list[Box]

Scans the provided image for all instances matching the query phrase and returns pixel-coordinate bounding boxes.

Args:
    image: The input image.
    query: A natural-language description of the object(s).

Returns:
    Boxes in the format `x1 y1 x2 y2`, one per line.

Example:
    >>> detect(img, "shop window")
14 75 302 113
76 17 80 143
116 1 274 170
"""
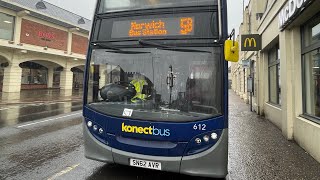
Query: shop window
243 68 246 93
303 15 320 48
268 44 281 105
53 67 63 88
20 62 48 85
71 67 84 89
0 62 7 91
0 68 3 91
0 12 15 41
303 49 320 118
252 61 257 97
302 14 320 121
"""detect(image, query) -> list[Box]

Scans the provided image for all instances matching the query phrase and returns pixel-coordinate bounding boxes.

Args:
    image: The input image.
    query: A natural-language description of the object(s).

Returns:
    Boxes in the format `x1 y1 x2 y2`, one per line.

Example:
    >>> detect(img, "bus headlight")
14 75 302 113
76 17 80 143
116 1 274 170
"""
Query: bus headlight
87 121 93 127
195 138 202 144
93 125 98 131
85 119 106 145
203 135 210 142
99 128 104 134
184 130 223 156
211 133 218 140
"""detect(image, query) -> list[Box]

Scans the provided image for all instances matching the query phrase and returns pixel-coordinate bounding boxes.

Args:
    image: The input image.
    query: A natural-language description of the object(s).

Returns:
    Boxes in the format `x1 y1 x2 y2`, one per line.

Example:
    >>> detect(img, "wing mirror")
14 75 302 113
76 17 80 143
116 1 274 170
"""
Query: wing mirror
224 29 239 62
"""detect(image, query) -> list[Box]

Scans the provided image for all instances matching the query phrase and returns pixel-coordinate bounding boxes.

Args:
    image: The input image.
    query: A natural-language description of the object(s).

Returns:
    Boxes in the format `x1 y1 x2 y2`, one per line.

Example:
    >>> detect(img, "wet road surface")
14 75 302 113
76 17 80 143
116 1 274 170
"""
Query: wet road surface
0 91 319 180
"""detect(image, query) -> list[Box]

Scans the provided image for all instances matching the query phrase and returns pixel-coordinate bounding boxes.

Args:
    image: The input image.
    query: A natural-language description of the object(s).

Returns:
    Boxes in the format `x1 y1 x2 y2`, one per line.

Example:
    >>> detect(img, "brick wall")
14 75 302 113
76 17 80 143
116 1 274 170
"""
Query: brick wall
72 34 88 55
20 19 68 51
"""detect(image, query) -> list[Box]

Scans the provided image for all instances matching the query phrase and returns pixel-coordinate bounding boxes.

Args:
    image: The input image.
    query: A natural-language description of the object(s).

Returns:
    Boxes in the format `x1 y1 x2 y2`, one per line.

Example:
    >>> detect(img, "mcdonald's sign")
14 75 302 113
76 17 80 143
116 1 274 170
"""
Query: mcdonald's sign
241 34 261 51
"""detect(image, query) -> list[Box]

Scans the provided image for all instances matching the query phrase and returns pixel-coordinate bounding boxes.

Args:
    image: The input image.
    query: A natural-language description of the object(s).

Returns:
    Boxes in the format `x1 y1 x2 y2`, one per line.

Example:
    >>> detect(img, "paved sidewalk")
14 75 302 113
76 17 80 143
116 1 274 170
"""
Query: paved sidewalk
228 90 320 180
0 89 83 106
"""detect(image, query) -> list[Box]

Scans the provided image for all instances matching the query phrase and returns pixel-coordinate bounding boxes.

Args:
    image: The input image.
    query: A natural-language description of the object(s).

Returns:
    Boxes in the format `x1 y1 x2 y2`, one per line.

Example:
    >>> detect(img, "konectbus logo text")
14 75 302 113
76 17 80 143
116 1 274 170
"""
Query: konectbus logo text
121 123 170 137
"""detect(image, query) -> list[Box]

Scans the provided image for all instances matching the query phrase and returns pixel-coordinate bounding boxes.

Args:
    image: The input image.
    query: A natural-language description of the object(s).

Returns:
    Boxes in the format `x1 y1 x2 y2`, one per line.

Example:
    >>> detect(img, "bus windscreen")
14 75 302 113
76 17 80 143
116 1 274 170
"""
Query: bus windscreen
112 17 194 38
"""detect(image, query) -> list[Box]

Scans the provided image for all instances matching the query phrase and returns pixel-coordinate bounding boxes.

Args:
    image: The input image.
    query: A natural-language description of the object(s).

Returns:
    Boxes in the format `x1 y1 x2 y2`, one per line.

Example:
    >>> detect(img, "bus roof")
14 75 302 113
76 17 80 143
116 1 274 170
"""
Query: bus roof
98 0 218 13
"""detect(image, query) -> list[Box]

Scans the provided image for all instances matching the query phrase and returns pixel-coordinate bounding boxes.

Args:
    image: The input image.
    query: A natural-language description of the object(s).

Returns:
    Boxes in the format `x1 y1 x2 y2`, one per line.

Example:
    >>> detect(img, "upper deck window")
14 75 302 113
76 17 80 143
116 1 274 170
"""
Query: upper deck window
99 0 217 13
0 12 15 41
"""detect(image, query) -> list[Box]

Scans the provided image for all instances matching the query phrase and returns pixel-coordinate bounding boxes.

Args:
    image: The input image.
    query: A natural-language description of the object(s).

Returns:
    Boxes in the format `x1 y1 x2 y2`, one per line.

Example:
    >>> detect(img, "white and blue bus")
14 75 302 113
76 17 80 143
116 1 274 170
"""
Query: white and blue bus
83 0 238 178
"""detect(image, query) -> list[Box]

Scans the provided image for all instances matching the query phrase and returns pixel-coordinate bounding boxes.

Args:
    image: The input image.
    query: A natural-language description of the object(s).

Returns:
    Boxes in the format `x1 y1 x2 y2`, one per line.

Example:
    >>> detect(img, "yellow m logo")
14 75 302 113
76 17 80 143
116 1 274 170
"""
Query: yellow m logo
244 38 257 48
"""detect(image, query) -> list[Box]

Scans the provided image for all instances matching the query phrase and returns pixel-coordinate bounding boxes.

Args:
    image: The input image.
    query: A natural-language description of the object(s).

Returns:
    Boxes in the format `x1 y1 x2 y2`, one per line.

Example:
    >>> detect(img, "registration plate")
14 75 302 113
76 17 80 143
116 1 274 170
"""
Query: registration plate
130 159 162 170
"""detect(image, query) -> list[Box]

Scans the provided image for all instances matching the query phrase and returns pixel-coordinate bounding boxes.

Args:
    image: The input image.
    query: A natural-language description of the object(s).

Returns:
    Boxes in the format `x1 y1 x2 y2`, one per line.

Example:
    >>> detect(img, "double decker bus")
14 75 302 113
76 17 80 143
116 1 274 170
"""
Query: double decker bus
83 0 239 178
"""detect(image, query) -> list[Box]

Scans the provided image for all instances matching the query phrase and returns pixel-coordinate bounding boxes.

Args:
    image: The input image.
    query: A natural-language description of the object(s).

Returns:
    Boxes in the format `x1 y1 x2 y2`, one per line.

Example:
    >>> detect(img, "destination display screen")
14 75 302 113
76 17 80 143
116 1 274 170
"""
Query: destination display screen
111 17 195 38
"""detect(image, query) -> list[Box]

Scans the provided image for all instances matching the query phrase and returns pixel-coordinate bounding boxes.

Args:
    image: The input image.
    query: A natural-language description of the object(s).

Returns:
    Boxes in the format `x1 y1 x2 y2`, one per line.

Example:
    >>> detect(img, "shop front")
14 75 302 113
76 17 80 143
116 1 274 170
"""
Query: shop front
20 62 48 90
0 61 8 92
301 14 320 123
258 0 320 163
293 0 320 163
71 66 84 90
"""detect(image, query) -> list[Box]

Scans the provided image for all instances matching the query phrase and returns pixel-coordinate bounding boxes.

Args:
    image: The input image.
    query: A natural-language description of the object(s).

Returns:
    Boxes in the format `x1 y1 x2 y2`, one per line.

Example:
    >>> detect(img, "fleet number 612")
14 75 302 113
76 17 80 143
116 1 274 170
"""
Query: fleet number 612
193 124 206 131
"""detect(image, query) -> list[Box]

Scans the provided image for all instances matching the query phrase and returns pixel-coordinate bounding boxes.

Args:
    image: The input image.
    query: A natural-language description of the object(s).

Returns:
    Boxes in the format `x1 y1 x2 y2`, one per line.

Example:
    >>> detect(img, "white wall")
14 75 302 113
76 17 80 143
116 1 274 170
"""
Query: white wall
294 118 320 162
264 103 282 129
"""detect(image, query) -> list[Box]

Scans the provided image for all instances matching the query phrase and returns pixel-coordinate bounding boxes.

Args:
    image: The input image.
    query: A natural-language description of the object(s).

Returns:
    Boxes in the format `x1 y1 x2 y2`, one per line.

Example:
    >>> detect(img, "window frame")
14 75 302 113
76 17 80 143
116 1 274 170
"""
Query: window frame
268 44 281 106
251 60 256 97
0 12 15 41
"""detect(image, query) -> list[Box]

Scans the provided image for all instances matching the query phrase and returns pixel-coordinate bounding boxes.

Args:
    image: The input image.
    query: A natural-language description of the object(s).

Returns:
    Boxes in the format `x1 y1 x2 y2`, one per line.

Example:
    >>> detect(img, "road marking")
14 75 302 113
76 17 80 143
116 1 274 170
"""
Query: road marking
47 164 80 180
17 112 82 128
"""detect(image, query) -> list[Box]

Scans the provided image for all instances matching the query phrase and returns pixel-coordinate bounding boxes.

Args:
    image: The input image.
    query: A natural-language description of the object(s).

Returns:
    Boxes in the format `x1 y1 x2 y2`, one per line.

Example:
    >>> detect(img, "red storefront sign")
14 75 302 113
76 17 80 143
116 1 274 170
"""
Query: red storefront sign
21 19 68 51
38 31 55 40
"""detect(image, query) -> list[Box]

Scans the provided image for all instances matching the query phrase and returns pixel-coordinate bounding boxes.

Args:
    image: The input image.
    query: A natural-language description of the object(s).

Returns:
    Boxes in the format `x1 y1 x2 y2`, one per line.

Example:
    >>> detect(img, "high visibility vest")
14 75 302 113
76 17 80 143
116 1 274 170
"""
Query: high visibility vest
130 79 147 102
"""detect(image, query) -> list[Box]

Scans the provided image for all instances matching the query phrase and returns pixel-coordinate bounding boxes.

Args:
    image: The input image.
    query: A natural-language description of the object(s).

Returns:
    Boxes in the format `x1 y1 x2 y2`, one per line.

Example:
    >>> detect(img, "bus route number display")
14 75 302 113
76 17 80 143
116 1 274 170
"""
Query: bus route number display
111 17 194 38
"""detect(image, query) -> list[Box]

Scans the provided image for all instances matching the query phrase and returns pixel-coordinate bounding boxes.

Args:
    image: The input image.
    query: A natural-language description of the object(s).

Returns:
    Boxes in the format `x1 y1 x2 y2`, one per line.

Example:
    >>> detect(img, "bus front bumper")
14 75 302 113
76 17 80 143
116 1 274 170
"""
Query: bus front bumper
83 123 228 178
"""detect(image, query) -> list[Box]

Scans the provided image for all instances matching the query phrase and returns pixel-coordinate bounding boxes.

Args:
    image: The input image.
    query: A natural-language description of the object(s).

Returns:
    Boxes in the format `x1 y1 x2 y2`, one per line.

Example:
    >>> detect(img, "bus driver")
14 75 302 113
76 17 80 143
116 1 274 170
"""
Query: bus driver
130 74 148 102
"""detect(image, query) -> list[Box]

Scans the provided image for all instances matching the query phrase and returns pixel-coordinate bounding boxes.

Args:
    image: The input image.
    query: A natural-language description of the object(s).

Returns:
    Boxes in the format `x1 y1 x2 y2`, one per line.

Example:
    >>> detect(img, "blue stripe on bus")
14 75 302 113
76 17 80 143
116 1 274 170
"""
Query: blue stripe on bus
84 106 226 156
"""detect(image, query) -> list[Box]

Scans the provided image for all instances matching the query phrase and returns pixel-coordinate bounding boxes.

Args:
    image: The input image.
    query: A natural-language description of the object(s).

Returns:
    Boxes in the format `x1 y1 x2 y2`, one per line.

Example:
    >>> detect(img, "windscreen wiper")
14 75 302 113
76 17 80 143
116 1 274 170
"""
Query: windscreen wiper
105 50 150 54
92 42 150 54
91 42 120 51
160 47 211 53
138 40 211 53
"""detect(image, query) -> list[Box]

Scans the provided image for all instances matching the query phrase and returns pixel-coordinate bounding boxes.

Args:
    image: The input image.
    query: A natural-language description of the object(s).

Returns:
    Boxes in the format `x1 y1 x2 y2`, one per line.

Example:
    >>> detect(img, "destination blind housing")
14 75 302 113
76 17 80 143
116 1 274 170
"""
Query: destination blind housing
111 17 195 38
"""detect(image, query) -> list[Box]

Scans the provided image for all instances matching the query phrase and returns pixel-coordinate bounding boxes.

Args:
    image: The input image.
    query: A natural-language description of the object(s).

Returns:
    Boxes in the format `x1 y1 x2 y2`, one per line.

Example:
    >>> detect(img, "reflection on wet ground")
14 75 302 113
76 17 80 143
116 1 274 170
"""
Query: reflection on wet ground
0 89 82 105
0 89 83 128
0 101 82 128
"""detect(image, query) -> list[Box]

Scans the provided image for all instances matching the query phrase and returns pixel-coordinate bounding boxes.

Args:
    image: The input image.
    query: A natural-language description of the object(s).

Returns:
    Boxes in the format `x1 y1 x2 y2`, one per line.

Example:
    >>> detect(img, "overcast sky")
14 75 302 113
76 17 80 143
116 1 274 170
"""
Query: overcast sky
227 0 249 35
46 0 249 34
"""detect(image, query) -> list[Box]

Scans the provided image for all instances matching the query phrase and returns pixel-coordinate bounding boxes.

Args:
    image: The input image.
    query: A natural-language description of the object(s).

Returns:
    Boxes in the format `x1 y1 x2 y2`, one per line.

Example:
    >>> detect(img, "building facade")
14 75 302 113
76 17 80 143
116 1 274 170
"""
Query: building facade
0 0 90 92
232 0 320 163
